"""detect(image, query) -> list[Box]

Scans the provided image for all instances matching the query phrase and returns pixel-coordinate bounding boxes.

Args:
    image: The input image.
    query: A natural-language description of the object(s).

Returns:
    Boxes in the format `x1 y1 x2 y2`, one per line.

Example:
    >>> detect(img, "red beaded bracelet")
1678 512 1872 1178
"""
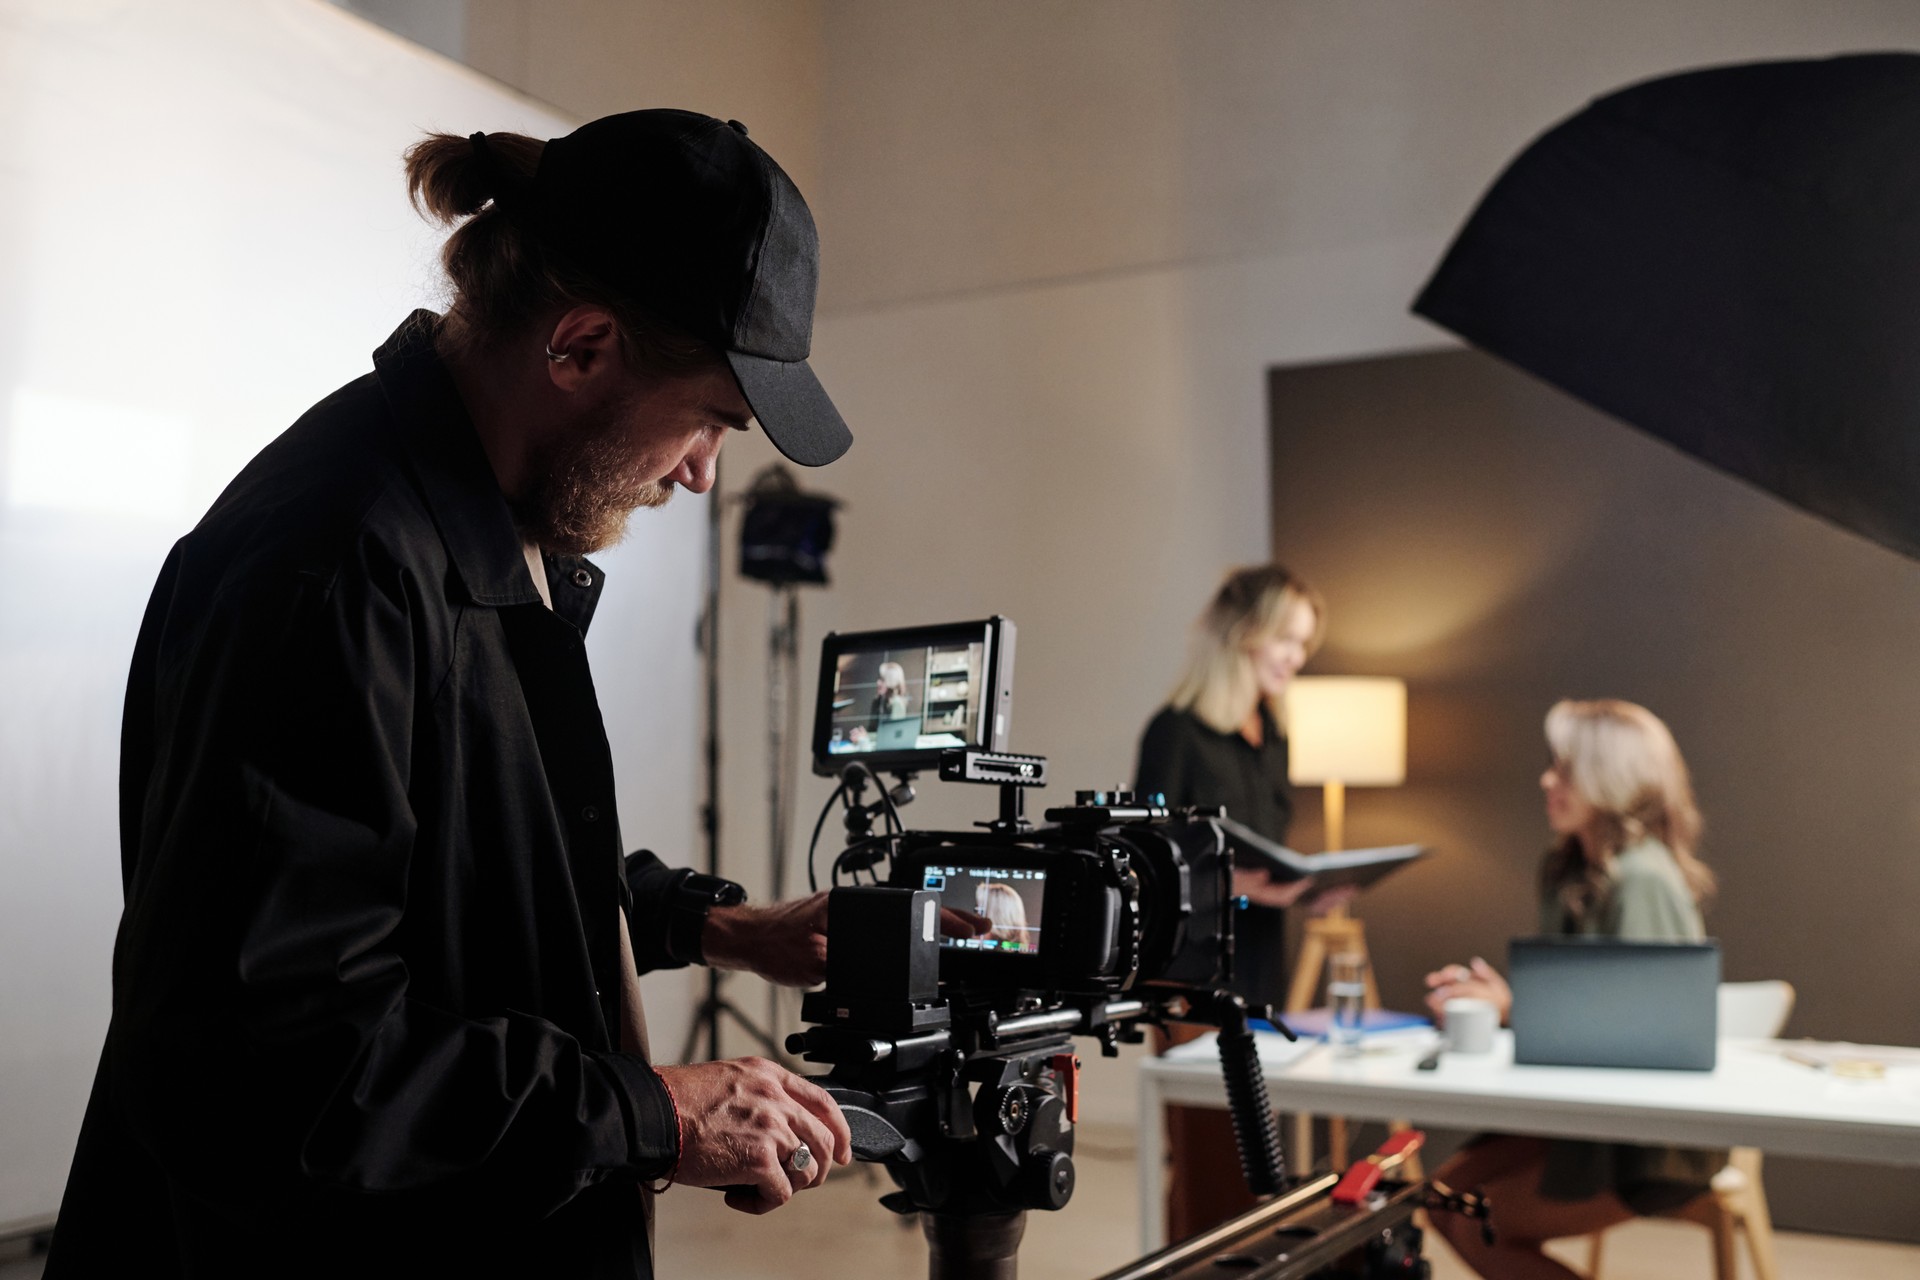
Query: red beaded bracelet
644 1068 684 1193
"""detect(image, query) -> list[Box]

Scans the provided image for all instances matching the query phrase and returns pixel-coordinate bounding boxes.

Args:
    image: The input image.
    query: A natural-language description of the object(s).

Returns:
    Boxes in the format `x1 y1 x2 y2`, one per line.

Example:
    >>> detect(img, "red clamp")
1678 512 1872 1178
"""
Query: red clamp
1330 1129 1426 1204
1049 1052 1081 1125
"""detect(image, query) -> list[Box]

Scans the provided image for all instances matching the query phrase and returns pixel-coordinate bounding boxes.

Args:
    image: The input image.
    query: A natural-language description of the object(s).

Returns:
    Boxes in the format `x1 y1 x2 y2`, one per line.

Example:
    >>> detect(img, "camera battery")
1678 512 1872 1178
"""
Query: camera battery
801 887 950 1037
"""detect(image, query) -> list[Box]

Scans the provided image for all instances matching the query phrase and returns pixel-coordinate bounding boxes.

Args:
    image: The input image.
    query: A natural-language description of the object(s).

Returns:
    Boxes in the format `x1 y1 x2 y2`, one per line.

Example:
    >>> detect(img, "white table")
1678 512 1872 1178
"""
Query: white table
1135 1030 1920 1251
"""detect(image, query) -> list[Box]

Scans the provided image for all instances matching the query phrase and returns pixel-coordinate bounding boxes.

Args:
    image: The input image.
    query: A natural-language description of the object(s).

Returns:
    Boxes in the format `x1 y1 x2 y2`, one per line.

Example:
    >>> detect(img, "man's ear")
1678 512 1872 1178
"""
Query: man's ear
544 305 623 390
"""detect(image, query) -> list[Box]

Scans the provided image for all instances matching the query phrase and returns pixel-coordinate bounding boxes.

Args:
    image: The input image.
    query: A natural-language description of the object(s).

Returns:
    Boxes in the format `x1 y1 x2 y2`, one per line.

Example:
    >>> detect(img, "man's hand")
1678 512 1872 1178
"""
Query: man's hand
657 1058 853 1215
703 893 992 988
703 894 829 987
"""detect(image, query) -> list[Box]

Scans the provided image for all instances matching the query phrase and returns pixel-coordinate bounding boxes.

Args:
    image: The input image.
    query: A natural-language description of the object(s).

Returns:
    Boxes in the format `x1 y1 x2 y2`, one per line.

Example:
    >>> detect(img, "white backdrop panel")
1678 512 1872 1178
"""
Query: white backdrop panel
0 0 704 1231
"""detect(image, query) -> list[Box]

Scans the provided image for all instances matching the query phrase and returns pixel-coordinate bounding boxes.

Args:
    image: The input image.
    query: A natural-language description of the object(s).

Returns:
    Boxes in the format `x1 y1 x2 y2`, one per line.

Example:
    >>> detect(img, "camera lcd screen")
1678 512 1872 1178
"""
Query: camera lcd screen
920 865 1046 956
813 619 1014 775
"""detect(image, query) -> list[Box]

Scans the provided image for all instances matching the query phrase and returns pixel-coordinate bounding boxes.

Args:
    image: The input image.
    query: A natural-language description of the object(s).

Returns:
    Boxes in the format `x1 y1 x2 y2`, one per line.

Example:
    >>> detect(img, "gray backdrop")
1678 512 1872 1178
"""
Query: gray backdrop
1270 347 1920 1240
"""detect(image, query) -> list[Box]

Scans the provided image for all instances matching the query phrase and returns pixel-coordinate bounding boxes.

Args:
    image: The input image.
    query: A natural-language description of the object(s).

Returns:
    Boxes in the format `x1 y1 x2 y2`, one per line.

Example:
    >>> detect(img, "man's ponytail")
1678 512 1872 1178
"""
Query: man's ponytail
404 131 542 222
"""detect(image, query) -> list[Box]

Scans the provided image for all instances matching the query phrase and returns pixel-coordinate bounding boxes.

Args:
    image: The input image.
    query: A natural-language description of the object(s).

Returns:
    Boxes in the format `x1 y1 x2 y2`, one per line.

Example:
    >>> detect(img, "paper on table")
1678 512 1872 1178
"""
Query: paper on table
1163 1030 1321 1070
1777 1041 1920 1070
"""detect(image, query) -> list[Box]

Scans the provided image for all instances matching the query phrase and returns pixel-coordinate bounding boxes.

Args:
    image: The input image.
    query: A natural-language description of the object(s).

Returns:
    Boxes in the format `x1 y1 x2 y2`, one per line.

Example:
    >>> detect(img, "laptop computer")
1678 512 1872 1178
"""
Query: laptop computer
1509 937 1720 1071
873 718 921 750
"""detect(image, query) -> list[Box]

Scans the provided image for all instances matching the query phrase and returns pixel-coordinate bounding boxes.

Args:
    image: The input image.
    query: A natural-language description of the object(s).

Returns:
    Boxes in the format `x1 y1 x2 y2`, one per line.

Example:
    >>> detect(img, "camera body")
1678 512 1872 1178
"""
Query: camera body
793 760 1278 1217
888 791 1235 997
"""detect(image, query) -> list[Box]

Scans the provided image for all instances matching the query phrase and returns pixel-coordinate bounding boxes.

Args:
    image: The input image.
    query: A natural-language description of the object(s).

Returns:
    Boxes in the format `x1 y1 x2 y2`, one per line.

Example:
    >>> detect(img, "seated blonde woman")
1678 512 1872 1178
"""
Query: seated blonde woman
1425 699 1722 1280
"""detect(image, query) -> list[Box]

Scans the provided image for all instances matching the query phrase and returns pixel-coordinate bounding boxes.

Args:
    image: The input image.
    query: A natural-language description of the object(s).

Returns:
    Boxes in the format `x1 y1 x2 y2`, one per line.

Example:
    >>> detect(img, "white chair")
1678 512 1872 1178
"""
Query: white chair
1584 980 1794 1280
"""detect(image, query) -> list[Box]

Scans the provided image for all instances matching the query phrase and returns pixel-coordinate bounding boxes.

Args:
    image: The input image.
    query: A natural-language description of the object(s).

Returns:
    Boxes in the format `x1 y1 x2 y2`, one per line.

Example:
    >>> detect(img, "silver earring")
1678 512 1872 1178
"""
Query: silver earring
545 343 571 363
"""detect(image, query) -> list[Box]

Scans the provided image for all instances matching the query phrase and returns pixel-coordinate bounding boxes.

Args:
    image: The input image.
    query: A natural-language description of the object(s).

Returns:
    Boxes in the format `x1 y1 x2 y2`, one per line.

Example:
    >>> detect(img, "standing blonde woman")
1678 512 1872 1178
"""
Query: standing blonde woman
1135 563 1330 1002
1136 564 1342 1241
1425 699 1722 1280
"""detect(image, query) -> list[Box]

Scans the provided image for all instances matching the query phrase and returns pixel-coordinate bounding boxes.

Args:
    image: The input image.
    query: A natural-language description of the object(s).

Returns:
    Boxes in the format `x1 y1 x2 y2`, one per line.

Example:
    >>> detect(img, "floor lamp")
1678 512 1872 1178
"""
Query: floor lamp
1282 675 1407 1172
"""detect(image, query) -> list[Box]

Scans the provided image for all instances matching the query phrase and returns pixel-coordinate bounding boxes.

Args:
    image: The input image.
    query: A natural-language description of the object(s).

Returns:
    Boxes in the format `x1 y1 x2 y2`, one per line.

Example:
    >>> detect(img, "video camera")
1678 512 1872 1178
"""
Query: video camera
787 620 1469 1278
790 620 1282 1236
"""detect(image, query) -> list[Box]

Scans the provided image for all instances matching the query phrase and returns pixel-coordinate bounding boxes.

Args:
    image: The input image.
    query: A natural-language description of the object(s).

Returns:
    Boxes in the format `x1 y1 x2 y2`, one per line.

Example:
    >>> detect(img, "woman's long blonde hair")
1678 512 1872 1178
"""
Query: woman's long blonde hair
975 882 1029 942
1540 698 1715 921
1167 564 1325 734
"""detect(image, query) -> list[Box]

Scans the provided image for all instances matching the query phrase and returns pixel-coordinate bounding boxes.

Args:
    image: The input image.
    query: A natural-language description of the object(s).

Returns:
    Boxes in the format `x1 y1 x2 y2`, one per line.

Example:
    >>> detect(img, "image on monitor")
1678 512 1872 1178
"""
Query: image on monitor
919 865 1047 955
824 639 985 758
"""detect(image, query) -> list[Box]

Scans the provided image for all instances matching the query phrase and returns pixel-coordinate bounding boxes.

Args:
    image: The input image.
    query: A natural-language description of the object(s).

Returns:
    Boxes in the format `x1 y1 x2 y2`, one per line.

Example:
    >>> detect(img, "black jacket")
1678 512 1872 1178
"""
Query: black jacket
1135 705 1294 840
1135 704 1294 1002
47 315 690 1279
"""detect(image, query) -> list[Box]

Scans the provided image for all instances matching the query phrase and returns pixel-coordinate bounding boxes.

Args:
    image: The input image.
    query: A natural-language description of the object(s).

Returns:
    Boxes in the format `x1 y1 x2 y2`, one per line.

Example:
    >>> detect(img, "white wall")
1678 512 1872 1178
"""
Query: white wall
0 0 703 1231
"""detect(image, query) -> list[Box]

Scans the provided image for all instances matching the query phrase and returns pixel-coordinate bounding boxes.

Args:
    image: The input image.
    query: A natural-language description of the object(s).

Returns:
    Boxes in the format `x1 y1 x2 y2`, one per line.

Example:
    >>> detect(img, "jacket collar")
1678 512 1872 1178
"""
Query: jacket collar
372 312 605 630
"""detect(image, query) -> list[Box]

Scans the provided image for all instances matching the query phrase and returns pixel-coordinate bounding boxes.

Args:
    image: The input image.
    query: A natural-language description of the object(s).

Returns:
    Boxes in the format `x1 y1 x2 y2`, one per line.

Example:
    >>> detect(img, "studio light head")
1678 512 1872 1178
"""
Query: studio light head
738 462 838 585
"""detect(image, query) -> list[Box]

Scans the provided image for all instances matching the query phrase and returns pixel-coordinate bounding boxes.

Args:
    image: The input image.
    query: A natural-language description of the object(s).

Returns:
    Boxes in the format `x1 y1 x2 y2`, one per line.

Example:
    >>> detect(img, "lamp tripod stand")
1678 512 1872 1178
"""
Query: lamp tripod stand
680 462 784 1065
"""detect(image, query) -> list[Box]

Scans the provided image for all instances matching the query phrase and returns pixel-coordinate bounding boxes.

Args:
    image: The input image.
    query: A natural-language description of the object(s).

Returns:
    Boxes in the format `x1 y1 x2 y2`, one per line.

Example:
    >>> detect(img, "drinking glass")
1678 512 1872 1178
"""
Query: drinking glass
1328 951 1369 1057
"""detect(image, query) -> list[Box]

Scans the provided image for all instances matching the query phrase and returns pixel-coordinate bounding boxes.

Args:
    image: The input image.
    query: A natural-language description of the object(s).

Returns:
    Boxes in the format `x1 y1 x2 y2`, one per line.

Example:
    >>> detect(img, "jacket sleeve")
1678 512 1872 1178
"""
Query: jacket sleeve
623 850 695 973
110 527 676 1212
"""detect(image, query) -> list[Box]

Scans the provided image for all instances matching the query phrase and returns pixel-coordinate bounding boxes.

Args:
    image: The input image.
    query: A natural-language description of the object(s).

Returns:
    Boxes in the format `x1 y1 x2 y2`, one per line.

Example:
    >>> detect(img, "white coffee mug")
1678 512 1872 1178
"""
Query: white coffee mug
1444 997 1498 1055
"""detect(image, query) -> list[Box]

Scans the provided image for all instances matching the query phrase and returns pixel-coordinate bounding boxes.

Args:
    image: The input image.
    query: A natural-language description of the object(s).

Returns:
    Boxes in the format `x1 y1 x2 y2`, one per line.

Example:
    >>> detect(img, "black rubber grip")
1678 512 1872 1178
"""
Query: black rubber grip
1217 1020 1287 1196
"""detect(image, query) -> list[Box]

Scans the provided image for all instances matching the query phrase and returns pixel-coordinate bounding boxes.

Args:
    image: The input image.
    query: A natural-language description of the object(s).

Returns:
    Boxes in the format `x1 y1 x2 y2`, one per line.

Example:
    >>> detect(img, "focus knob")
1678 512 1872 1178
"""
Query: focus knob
1020 1149 1075 1210
993 1087 1030 1136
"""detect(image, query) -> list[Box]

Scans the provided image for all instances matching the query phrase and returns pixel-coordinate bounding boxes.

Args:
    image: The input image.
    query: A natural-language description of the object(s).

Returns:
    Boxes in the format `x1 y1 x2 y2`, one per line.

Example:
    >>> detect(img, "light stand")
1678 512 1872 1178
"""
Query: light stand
680 463 784 1064
762 581 801 1044
680 462 838 1065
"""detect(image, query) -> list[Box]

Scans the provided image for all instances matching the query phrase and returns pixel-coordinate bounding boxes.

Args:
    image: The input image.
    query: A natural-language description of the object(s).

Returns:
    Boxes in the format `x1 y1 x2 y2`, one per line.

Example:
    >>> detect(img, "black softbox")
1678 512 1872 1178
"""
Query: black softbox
1414 52 1920 562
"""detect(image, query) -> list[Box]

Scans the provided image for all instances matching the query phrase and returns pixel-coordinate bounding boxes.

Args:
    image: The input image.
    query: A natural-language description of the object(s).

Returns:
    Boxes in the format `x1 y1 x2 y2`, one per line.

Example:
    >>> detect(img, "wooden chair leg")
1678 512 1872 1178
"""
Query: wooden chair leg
1328 1114 1350 1171
1661 1192 1736 1280
1733 1157 1783 1280
1290 1110 1314 1178
1709 1207 1738 1280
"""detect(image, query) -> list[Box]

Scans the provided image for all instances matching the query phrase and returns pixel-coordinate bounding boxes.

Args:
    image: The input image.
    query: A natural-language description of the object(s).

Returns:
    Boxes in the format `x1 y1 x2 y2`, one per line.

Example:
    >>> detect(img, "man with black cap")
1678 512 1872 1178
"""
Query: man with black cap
46 110 877 1279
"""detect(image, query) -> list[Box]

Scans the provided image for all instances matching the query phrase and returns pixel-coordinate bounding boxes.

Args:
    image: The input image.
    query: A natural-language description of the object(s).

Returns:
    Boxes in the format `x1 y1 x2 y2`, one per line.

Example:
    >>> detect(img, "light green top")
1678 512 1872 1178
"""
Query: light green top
1538 837 1706 942
1533 837 1722 1210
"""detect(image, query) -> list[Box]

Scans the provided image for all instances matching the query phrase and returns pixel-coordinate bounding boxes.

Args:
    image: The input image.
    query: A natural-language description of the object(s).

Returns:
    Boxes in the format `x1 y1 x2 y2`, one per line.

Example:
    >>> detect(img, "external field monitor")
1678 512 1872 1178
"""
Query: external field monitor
812 617 1016 776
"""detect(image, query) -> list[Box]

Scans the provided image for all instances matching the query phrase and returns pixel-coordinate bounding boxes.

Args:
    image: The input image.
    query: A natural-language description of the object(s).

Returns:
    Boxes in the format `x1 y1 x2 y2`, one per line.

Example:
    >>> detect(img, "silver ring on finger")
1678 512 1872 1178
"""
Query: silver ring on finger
788 1142 814 1174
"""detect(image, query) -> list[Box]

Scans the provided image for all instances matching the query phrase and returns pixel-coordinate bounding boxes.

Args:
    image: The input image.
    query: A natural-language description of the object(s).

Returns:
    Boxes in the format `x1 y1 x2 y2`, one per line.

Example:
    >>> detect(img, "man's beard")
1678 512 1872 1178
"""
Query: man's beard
511 409 672 555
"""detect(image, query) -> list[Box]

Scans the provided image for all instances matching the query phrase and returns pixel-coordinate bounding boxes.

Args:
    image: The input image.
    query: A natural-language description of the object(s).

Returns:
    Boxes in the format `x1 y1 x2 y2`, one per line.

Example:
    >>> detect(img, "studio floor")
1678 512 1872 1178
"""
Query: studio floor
5 1131 1916 1278
650 1127 1920 1280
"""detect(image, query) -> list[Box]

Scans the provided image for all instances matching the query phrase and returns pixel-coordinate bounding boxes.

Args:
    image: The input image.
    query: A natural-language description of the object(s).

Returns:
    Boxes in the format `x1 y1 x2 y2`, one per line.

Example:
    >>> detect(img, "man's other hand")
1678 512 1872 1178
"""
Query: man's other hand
703 893 830 987
703 893 993 988
656 1058 853 1215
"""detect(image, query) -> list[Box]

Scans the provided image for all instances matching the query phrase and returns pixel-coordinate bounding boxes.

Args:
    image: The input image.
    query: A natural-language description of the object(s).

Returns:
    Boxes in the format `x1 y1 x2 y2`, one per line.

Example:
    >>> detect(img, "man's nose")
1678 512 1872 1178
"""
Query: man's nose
671 434 724 495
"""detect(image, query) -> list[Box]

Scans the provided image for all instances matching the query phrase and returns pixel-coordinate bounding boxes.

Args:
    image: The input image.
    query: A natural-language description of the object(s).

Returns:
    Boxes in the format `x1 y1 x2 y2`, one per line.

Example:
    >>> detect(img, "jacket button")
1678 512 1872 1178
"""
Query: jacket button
581 805 599 823
571 568 593 588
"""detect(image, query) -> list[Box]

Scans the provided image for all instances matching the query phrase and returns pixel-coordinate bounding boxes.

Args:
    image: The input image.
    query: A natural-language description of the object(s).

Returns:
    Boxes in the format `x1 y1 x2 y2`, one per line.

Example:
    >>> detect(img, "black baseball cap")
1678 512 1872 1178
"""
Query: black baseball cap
511 109 850 467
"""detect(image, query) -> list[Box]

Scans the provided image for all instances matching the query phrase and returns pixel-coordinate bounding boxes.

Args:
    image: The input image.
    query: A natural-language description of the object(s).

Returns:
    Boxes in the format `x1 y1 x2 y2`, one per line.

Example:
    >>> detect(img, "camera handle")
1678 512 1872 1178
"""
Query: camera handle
1165 987 1292 1198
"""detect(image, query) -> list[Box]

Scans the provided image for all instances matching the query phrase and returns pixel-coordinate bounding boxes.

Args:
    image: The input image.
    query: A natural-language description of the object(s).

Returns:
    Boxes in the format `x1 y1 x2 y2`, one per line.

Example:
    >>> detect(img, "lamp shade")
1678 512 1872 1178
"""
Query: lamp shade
1285 677 1407 787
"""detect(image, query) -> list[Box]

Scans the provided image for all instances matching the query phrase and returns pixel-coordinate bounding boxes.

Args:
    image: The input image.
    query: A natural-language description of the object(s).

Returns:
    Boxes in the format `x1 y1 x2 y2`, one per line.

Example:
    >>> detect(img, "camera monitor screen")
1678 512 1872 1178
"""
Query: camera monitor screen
812 618 1015 775
920 864 1047 955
